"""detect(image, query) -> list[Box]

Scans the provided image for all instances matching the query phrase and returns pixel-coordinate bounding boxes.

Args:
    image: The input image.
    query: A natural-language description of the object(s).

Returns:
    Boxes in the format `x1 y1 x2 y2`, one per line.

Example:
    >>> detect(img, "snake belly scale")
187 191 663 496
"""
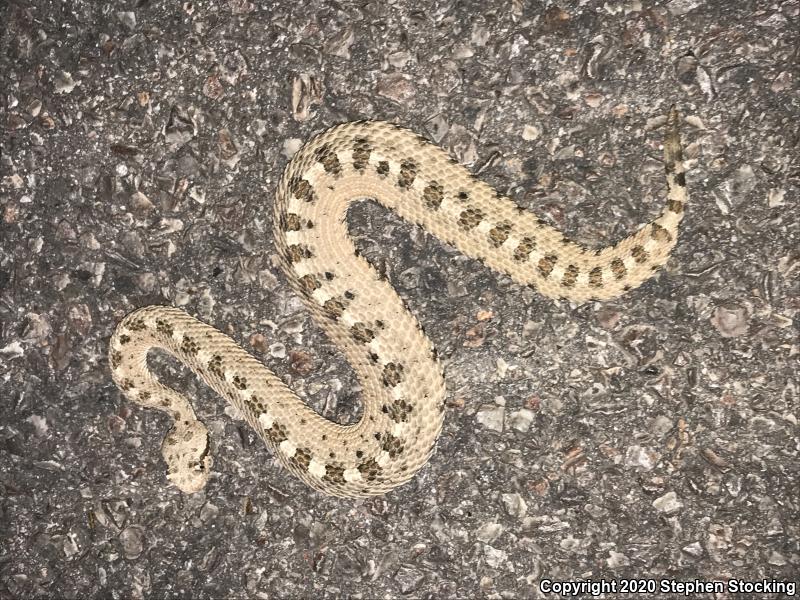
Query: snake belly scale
109 108 687 498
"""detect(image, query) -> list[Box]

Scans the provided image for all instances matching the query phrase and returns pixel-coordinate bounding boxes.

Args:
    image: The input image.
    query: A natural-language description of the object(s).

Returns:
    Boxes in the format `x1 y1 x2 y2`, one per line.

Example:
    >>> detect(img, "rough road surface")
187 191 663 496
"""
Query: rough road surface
1 1 798 598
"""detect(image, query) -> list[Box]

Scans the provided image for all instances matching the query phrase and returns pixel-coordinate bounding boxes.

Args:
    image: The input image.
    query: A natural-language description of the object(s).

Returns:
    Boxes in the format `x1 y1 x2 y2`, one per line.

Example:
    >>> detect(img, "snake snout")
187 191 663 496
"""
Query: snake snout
161 421 213 493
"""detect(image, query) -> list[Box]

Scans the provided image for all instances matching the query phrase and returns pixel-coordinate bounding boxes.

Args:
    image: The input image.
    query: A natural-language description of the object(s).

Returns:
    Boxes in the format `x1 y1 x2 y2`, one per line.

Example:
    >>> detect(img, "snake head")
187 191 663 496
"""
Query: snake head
161 420 213 493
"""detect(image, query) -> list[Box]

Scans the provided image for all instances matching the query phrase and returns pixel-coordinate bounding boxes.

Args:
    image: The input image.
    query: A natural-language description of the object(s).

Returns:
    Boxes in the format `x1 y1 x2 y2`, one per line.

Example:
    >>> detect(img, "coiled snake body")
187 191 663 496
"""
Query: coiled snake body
109 108 687 497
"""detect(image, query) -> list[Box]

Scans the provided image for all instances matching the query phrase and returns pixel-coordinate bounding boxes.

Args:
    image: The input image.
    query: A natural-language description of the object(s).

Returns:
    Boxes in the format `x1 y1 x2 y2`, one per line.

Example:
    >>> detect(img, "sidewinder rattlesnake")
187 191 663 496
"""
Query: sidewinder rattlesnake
109 107 687 498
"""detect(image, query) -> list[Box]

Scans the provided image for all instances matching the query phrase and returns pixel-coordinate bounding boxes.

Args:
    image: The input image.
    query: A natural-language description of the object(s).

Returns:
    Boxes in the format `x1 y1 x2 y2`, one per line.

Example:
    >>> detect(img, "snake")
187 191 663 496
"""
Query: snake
109 107 687 498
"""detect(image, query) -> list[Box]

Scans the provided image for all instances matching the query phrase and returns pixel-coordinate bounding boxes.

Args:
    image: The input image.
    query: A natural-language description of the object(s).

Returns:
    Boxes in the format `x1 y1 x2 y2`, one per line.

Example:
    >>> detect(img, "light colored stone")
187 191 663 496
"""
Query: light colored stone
653 491 683 514
476 404 505 432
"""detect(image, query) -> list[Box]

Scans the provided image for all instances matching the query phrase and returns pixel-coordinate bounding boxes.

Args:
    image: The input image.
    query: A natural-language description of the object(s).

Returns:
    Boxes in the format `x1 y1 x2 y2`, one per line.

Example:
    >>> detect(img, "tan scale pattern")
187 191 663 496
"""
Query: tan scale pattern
109 108 688 498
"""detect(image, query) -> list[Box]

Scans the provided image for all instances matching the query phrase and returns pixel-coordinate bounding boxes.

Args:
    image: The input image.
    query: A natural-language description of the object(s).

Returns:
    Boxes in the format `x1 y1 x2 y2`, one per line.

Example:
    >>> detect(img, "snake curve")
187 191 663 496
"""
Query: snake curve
109 107 687 498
